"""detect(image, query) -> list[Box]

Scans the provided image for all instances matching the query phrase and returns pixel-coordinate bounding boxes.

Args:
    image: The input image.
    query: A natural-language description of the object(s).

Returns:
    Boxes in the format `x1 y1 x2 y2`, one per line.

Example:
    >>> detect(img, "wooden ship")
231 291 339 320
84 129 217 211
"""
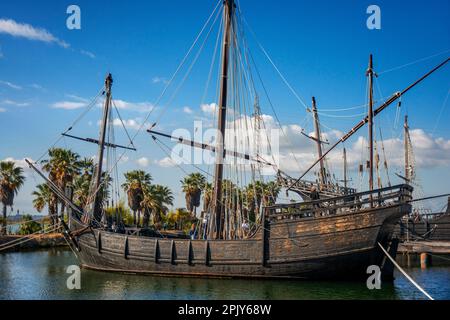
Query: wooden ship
394 116 450 242
26 0 449 280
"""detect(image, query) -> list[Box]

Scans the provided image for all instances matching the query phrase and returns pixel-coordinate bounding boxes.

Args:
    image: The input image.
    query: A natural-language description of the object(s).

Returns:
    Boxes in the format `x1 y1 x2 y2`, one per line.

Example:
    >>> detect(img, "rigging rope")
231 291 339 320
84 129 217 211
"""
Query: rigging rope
378 49 450 76
377 242 434 300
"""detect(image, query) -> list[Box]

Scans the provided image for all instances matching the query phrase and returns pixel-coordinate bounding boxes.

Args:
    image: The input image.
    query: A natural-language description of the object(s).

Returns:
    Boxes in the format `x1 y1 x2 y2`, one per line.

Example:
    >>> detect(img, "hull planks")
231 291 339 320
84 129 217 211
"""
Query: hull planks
69 196 411 280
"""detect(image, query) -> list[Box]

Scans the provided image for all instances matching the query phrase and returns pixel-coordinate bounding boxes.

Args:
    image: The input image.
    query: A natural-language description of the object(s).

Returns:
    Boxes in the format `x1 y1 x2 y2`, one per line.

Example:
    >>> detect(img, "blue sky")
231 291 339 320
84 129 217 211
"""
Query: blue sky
0 0 449 215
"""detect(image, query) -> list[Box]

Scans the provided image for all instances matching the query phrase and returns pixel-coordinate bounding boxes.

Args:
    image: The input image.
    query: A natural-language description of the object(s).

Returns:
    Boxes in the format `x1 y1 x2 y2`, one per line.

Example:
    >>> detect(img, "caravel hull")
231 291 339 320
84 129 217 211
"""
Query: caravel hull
69 203 411 280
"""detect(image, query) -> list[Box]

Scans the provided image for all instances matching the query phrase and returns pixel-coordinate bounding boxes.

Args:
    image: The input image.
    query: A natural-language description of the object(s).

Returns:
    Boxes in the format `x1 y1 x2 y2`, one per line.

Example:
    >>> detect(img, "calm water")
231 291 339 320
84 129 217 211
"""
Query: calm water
0 248 449 300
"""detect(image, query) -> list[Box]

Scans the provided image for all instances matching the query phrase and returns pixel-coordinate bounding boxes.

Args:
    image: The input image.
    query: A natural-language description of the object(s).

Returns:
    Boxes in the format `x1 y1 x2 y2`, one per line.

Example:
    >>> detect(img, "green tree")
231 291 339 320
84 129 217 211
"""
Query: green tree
18 214 42 235
181 173 206 217
41 148 81 219
141 184 174 228
0 161 25 235
122 170 152 226
32 183 56 225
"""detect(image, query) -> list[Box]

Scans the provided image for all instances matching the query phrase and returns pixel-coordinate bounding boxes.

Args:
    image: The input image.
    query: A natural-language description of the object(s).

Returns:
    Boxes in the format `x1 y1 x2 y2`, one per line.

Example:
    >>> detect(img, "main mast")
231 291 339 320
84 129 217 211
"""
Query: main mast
367 55 374 206
312 97 327 186
92 73 113 222
213 0 234 239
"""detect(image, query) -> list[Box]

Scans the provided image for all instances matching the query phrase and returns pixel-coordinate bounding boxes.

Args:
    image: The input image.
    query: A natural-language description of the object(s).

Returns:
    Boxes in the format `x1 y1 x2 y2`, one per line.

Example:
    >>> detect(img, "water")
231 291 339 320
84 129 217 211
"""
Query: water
0 248 449 300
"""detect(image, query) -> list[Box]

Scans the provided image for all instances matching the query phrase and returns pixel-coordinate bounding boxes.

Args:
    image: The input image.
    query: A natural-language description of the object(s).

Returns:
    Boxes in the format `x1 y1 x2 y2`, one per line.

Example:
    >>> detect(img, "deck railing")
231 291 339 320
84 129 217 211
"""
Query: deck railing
266 184 413 221
277 174 357 198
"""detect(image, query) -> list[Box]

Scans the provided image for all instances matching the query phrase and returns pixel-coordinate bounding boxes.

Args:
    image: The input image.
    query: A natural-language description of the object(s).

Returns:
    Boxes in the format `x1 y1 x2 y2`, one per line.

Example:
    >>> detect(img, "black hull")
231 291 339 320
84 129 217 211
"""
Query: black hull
68 202 411 280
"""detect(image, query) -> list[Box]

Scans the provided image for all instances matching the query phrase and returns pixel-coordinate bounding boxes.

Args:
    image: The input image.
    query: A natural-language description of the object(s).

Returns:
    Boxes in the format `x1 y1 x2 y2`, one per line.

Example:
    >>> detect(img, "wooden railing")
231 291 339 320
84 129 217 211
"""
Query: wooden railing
266 184 413 221
277 173 356 199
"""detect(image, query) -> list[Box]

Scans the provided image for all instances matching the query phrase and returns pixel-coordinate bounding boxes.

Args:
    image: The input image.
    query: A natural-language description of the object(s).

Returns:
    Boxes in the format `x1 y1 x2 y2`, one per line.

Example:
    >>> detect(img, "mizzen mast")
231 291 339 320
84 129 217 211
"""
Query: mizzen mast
212 0 234 239
92 73 113 222
404 115 411 183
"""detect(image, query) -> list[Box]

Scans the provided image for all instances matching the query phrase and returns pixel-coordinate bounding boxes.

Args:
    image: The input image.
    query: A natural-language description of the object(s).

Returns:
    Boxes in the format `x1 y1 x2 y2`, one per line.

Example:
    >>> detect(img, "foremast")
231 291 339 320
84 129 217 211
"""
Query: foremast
92 73 113 222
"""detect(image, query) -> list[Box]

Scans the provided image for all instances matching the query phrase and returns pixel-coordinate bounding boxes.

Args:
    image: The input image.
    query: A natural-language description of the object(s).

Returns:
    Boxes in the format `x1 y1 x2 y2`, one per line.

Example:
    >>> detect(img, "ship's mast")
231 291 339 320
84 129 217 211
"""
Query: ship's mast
213 0 234 239
92 73 113 222
367 55 375 206
367 55 374 194
343 148 348 190
404 115 410 182
312 97 327 186
286 57 449 191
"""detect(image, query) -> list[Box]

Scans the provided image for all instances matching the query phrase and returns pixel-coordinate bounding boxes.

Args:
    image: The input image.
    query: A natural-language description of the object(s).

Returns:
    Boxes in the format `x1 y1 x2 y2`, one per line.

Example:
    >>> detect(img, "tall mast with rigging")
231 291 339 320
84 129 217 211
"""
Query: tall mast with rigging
92 73 113 222
212 0 234 239
311 97 327 186
404 115 411 182
367 54 375 203
286 57 449 191
343 148 348 190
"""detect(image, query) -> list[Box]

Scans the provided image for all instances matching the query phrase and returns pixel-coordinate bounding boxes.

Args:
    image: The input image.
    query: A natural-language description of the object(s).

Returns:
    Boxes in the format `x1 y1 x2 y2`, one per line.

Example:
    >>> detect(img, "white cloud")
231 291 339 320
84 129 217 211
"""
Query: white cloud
0 107 6 112
155 157 176 168
80 50 95 59
30 83 44 90
1 99 30 107
110 99 154 113
111 118 142 130
0 19 69 48
52 101 87 110
137 157 150 168
119 155 129 164
183 106 193 114
201 102 217 114
65 94 89 103
152 77 168 85
0 80 22 90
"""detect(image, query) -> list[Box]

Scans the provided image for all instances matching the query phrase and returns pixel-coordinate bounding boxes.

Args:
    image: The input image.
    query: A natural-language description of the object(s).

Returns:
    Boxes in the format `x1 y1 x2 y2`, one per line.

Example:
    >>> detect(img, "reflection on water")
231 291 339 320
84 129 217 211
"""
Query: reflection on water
0 249 449 300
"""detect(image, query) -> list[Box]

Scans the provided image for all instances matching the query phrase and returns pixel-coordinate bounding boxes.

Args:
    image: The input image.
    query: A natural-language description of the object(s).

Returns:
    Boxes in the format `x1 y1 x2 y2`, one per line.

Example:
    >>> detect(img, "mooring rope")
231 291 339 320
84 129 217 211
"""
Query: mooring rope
0 225 60 252
377 242 434 300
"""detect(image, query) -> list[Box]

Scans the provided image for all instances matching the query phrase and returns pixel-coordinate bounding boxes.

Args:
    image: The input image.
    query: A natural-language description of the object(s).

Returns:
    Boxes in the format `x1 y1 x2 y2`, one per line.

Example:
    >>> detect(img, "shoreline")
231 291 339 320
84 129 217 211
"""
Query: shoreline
0 233 67 253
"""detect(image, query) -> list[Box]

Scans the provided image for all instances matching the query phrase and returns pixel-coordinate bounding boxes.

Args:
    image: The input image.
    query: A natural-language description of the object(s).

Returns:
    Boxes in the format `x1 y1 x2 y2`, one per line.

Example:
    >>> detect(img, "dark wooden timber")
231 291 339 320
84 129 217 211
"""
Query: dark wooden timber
68 184 413 280
92 74 113 222
311 97 327 186
147 129 273 166
62 133 136 151
213 0 234 239
367 54 375 203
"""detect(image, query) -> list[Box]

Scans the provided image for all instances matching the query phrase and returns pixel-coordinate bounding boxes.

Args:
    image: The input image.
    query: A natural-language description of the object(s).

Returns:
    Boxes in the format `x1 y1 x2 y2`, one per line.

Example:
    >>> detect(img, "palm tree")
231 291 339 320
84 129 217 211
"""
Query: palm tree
0 161 25 235
41 148 81 219
78 157 94 177
202 182 213 213
262 181 280 206
73 159 110 213
181 173 206 217
141 184 174 228
72 174 91 209
122 170 152 226
32 183 56 226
